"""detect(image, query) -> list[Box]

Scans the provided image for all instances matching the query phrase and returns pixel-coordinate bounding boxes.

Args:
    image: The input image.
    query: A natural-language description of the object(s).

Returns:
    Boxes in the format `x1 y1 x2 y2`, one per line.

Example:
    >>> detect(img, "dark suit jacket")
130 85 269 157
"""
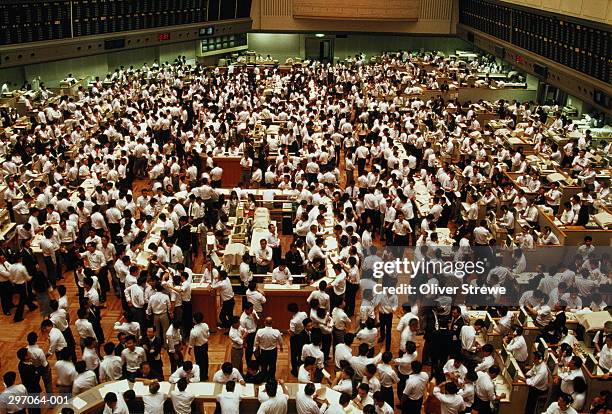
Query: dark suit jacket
18 361 42 393
175 224 192 251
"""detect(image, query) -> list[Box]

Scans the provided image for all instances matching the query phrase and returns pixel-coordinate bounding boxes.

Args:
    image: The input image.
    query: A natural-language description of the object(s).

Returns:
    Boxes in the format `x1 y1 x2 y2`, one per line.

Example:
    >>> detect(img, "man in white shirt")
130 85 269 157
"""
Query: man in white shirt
0 371 28 414
170 378 195 414
169 361 201 383
400 361 429 414
598 334 612 373
432 381 465 414
217 381 242 414
524 351 550 414
212 270 235 330
72 360 98 394
473 366 506 414
120 335 146 379
504 326 528 365
296 382 325 414
102 391 129 414
257 380 289 414
254 317 283 380
189 312 210 380
212 362 244 384
99 342 123 382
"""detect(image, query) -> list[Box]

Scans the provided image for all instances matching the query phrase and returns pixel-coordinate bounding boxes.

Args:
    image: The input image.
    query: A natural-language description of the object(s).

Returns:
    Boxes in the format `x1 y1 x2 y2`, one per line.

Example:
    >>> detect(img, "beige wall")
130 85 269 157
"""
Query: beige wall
1 40 196 87
247 33 306 62
251 0 458 34
24 55 108 85
247 33 471 61
159 41 197 64
499 0 612 25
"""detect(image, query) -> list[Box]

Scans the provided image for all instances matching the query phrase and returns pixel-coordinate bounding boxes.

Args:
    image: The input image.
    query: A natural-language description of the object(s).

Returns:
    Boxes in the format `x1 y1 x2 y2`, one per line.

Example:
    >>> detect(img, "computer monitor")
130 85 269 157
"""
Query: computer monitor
518 307 528 326
508 360 518 379
584 354 597 374
547 354 557 375
537 338 549 360
500 345 508 361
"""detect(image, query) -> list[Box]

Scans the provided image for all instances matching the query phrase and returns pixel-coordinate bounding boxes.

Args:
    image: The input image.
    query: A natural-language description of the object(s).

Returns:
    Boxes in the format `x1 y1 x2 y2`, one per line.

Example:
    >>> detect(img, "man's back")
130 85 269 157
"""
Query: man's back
257 393 288 414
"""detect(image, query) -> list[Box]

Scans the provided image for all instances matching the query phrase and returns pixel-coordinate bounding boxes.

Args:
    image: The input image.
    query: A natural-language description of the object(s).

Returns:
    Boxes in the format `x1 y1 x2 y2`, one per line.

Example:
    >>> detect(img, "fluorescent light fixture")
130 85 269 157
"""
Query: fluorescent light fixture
315 33 325 38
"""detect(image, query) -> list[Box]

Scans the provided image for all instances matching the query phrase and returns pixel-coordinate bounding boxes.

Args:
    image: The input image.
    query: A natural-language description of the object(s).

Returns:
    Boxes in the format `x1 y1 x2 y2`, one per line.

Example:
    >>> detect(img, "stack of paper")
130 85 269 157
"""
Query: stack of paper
98 379 130 398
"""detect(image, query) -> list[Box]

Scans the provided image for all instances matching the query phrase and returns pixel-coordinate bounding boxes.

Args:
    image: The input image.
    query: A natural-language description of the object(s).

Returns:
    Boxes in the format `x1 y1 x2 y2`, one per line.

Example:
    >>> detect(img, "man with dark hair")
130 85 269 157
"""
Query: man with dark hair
432 380 465 414
288 302 308 377
258 380 289 414
372 391 394 414
189 311 210 380
400 361 428 414
103 392 129 414
473 366 506 414
217 380 241 414
16 347 42 414
170 378 194 414
296 381 322 414
212 270 235 329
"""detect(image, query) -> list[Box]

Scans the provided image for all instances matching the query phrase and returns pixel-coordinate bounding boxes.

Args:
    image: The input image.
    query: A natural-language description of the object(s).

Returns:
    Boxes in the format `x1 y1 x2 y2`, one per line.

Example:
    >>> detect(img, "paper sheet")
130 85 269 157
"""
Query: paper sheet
236 383 256 397
185 382 216 396
71 397 88 410
98 379 130 397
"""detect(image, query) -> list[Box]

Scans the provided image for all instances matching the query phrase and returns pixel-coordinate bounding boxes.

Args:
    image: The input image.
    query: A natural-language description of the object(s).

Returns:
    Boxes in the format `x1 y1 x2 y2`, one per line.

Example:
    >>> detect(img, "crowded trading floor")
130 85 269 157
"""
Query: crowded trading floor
0 51 610 414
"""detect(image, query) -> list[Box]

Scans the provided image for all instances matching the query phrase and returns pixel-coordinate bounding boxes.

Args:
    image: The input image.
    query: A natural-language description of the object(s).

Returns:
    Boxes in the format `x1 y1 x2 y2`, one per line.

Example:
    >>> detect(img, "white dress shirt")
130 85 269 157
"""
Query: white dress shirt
217 391 241 414
170 390 195 414
403 372 429 400
254 326 283 351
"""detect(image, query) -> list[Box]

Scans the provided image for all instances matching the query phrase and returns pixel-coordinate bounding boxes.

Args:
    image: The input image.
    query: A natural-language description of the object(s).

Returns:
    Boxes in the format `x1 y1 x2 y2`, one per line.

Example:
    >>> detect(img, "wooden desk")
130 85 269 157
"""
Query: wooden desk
258 283 313 331
57 380 357 414
191 286 219 333
212 156 242 187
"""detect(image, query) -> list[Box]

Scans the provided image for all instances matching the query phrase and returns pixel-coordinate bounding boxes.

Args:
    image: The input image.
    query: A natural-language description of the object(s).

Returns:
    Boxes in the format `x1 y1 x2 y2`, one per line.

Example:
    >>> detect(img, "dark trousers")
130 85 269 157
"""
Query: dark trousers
219 298 235 328
525 387 548 414
61 327 77 361
194 343 209 380
13 283 35 321
380 386 395 411
329 291 344 312
401 397 423 414
260 348 278 380
245 332 256 364
96 267 110 302
332 327 346 350
473 396 493 414
345 282 359 317
397 373 409 400
131 307 147 339
43 256 57 288
168 349 184 373
289 335 302 376
0 280 12 314
379 312 393 352
357 158 367 176
181 300 193 335
322 333 332 361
